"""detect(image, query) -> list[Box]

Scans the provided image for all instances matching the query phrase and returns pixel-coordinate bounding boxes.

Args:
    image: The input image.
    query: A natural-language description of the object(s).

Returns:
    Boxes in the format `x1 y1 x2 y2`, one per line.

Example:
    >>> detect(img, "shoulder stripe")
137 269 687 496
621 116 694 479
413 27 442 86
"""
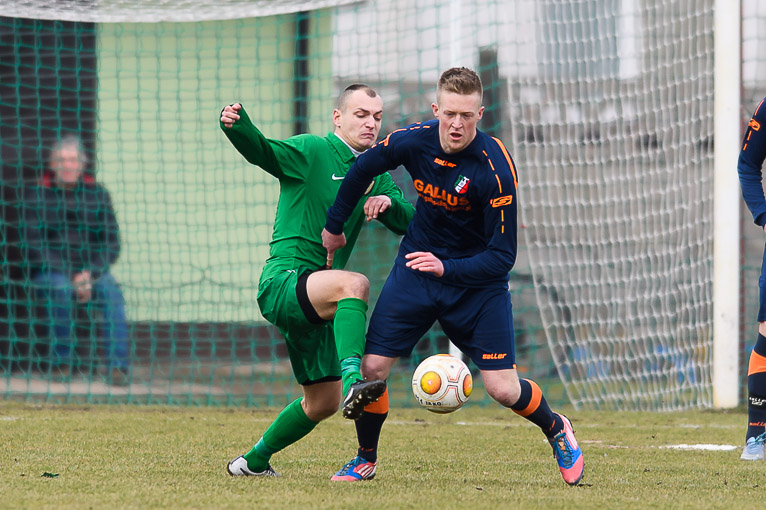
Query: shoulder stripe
492 137 518 190
755 99 765 117
744 99 766 151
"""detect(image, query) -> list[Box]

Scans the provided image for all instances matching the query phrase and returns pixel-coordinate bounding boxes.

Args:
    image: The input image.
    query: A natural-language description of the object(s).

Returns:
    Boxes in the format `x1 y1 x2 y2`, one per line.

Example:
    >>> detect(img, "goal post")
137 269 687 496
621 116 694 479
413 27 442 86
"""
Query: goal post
712 0 741 409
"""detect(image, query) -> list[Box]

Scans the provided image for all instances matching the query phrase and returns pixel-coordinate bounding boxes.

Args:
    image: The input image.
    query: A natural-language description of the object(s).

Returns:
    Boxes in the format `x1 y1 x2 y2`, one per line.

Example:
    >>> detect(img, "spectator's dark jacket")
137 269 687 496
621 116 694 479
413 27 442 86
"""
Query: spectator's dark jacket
21 171 120 280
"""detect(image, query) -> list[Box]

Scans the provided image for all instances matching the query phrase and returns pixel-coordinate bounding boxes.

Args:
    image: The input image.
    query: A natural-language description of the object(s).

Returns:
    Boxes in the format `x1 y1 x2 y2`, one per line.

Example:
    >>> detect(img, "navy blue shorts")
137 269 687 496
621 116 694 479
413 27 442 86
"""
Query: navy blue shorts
759 239 766 322
365 263 516 370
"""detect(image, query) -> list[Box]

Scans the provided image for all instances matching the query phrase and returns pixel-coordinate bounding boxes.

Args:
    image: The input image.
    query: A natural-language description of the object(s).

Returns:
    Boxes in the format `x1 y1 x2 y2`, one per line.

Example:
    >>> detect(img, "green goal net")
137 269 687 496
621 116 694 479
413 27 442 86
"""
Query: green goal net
0 1 557 407
0 0 735 411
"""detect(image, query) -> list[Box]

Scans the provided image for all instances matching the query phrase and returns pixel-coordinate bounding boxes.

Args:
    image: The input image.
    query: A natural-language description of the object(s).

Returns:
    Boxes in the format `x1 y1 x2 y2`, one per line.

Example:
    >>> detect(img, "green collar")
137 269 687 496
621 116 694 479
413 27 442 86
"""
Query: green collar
326 132 356 164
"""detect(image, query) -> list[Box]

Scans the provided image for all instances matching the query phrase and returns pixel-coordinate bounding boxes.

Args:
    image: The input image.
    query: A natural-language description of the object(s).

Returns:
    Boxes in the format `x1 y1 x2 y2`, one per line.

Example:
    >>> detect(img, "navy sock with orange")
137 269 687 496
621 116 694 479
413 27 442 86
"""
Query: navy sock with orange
509 378 563 439
746 333 766 439
354 388 389 463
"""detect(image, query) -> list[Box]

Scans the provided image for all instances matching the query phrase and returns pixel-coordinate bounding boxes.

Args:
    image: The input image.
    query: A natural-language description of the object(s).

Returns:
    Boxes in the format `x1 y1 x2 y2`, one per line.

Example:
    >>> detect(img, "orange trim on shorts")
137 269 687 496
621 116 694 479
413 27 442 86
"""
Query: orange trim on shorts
748 350 766 376
514 379 542 417
363 387 389 414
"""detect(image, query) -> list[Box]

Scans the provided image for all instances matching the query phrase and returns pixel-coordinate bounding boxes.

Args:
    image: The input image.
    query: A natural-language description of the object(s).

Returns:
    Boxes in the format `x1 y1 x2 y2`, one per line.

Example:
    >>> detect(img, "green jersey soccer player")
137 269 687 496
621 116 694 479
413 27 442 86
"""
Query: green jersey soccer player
220 85 414 477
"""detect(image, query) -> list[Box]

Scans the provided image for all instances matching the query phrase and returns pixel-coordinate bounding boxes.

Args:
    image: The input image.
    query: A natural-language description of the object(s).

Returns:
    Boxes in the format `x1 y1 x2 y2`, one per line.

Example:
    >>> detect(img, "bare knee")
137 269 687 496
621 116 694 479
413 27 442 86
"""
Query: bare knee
482 370 521 407
486 384 521 408
361 354 395 381
340 272 370 301
758 321 766 337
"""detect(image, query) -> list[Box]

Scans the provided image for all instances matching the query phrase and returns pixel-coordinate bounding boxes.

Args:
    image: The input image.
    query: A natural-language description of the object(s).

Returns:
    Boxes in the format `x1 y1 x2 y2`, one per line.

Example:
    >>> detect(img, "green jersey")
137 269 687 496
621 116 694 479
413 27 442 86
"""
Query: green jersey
220 105 414 282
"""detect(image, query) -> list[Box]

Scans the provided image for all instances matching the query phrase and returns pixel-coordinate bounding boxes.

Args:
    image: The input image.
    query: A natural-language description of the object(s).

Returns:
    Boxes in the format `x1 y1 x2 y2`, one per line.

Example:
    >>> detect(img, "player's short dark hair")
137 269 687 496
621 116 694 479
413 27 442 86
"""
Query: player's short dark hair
337 83 378 111
437 67 483 99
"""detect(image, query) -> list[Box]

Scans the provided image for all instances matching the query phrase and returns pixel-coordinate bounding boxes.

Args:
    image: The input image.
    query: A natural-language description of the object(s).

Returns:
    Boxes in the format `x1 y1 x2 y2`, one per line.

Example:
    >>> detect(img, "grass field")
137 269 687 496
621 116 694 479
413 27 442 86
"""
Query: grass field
0 401 762 509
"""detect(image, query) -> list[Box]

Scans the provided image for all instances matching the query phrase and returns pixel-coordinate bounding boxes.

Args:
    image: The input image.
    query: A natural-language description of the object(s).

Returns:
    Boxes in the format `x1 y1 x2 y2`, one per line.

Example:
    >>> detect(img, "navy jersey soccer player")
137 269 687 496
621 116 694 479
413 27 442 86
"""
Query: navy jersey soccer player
737 96 766 460
325 117 519 365
323 67 584 486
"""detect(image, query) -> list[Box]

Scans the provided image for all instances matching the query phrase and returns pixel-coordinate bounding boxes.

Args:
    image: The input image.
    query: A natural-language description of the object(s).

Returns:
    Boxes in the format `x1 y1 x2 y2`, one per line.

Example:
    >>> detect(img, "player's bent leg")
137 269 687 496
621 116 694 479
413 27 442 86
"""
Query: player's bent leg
482 369 583 486
305 270 369 320
227 387 329 477
304 270 371 394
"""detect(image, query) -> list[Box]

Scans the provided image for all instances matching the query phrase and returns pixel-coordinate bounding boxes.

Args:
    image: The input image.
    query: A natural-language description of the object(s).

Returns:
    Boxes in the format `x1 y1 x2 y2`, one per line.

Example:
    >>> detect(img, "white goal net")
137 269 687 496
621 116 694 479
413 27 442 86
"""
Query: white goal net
513 1 716 410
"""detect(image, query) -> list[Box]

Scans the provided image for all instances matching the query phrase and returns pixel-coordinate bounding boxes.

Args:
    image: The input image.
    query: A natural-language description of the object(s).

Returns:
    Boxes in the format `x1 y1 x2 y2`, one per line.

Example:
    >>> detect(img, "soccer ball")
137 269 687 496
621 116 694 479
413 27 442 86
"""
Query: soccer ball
411 354 472 413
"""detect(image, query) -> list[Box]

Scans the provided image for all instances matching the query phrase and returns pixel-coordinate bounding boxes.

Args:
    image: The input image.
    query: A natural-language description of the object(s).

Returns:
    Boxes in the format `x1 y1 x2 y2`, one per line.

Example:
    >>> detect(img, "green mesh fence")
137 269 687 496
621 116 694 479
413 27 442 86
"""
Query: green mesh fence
0 5 560 406
0 1 743 411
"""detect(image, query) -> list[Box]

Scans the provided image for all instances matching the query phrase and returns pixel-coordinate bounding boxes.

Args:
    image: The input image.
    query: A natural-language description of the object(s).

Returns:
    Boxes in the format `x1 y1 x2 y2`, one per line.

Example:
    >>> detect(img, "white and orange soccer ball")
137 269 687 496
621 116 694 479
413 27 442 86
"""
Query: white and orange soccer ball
411 354 473 413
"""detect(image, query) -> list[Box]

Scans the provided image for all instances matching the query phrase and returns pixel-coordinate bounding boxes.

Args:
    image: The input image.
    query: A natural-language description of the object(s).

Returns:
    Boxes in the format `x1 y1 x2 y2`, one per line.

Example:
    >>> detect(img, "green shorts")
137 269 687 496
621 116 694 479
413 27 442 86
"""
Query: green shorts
257 268 340 385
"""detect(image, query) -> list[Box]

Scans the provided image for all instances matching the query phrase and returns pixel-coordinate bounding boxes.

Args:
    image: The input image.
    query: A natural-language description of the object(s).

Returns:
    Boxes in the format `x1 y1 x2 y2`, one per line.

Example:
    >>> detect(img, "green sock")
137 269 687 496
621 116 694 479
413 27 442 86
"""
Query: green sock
334 298 368 393
341 356 361 395
243 398 318 472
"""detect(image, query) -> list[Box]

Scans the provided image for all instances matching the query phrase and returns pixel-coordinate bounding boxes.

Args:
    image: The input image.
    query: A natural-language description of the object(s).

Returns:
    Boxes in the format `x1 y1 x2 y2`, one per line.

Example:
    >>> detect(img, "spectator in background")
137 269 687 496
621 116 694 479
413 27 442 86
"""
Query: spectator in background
21 134 129 386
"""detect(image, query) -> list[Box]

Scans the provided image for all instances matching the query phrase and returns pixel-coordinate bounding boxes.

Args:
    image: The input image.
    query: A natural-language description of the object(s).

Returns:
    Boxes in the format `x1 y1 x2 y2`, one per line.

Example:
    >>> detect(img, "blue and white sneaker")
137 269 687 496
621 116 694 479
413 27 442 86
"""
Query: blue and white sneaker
549 414 584 486
740 432 766 461
226 455 279 477
330 455 377 481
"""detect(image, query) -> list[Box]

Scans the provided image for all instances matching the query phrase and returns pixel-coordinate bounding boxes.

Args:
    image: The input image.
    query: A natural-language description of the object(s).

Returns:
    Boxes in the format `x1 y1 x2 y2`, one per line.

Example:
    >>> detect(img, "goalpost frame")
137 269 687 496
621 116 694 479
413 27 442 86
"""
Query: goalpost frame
713 0 742 409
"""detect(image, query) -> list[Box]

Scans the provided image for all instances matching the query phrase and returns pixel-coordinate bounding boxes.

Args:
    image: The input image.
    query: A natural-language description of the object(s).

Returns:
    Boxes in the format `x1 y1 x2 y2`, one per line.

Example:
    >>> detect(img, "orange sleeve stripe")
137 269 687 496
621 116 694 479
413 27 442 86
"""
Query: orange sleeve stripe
363 387 389 414
382 128 407 146
492 137 518 190
494 173 502 192
748 350 766 376
754 99 765 117
745 100 766 151
513 379 542 417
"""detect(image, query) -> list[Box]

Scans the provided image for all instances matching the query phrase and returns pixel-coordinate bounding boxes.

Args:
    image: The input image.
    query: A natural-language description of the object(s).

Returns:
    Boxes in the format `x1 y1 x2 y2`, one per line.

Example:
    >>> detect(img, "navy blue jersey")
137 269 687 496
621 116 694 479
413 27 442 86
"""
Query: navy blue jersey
326 119 518 289
739 97 766 227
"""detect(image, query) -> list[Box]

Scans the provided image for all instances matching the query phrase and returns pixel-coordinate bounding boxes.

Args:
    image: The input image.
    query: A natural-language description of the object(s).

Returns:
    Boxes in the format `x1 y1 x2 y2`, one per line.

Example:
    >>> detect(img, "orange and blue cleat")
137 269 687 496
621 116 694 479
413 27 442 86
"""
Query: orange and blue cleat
549 414 584 486
330 455 377 482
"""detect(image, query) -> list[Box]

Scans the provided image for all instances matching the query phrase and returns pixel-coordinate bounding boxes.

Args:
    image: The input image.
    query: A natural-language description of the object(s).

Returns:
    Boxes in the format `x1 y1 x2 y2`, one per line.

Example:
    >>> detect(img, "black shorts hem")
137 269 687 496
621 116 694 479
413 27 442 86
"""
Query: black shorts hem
301 375 341 386
296 270 327 325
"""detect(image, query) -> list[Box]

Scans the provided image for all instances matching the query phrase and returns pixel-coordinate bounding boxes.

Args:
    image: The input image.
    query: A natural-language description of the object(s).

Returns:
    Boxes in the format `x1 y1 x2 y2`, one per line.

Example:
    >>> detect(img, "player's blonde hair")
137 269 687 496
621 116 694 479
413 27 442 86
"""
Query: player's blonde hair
437 67 483 100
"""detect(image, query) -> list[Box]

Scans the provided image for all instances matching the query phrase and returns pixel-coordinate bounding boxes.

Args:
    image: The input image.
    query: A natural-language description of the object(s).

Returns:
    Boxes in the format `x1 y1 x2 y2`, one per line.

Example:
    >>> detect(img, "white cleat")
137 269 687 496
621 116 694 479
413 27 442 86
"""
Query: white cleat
226 455 279 476
740 432 766 461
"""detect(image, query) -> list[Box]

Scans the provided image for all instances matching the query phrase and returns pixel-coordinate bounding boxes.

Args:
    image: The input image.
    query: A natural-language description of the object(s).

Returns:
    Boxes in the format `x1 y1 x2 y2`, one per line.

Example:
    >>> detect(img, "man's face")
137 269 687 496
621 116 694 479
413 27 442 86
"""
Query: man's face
333 90 383 152
432 91 484 154
50 144 84 188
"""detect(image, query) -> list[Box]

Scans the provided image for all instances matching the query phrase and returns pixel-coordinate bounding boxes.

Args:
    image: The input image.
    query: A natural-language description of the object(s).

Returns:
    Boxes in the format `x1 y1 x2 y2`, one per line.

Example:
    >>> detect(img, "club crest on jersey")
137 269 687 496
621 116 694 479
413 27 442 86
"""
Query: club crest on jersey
454 175 470 194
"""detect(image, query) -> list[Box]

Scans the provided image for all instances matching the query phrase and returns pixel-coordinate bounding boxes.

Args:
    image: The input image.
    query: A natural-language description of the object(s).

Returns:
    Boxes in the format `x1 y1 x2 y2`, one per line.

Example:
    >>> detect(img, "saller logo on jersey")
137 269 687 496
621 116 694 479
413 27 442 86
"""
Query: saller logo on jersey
490 195 513 207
